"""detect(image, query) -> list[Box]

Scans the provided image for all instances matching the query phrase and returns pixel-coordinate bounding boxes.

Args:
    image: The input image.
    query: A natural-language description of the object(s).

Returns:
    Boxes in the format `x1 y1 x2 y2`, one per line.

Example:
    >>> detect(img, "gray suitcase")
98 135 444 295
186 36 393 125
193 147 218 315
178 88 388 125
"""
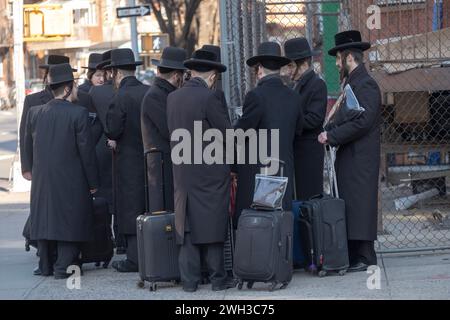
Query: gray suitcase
136 149 180 292
234 209 293 291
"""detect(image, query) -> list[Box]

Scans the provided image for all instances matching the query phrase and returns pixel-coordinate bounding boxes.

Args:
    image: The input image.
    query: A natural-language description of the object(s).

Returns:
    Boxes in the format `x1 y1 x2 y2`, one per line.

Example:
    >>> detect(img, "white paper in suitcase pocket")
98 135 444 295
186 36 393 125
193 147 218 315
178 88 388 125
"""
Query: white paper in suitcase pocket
252 174 288 210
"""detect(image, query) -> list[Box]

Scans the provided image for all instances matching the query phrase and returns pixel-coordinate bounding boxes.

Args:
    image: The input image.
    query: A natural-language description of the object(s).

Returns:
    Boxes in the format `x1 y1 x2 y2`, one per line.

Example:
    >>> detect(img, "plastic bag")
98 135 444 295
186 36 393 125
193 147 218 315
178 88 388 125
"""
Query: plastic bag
251 174 288 210
325 84 365 130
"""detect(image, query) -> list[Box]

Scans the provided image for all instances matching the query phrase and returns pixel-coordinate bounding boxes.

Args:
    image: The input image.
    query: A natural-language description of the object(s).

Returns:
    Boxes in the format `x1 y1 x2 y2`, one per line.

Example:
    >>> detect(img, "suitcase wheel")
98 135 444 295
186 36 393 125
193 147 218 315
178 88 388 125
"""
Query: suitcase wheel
149 283 158 292
338 269 347 276
237 281 244 290
280 282 289 290
269 282 278 292
95 262 101 267
103 259 111 269
318 270 327 278
137 280 145 289
246 281 254 289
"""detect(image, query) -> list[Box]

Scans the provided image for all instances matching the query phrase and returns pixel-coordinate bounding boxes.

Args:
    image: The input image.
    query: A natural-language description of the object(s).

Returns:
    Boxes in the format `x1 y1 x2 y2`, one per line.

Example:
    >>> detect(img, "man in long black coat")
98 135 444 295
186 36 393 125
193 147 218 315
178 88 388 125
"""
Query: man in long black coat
141 47 186 213
22 64 98 279
319 30 381 272
89 50 127 254
167 50 232 292
284 38 327 200
105 49 149 272
234 42 304 225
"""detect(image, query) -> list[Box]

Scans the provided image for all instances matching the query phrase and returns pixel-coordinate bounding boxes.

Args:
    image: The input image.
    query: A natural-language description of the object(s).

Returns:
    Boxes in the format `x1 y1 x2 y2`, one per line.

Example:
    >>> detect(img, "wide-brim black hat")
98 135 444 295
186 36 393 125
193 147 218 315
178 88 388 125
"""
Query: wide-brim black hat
82 53 104 70
247 42 291 68
47 63 79 86
104 48 143 69
39 55 77 71
328 30 371 56
96 50 112 70
201 45 221 63
151 46 187 70
184 49 227 73
284 37 320 61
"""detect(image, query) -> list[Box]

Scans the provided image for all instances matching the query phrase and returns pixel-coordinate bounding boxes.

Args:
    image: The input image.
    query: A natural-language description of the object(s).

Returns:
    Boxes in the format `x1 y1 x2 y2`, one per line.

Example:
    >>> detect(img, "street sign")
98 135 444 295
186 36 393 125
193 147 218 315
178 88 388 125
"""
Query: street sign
116 5 151 19
141 33 169 53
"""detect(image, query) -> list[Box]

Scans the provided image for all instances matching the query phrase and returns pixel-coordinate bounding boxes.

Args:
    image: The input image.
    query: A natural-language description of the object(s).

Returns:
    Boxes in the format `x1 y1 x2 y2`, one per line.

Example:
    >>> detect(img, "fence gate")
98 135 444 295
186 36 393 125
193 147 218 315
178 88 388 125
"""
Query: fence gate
219 0 450 253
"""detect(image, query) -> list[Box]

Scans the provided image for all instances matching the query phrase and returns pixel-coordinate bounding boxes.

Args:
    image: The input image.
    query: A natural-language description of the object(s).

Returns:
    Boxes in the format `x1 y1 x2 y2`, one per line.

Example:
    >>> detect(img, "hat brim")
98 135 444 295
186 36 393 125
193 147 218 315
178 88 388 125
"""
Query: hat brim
152 59 187 71
104 61 143 69
47 78 79 86
328 42 371 56
96 60 112 70
285 50 321 62
81 63 103 70
40 64 77 72
246 55 291 68
184 59 227 73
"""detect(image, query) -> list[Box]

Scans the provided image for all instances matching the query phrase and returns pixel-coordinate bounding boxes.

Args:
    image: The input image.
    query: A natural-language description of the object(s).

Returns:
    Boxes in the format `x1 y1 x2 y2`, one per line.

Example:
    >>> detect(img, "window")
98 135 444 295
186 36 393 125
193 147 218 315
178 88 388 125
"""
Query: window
73 2 98 26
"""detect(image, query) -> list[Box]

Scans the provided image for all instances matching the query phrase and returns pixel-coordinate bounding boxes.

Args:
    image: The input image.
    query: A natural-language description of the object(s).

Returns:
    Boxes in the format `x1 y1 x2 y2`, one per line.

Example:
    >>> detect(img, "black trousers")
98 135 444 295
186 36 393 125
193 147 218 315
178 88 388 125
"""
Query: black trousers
37 240 80 276
178 233 227 287
125 234 138 265
348 240 377 266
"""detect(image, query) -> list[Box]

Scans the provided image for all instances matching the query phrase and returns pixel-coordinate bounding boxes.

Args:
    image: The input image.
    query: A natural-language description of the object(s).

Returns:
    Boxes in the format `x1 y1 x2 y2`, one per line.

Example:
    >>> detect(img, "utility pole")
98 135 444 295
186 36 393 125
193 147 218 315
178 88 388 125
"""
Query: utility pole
128 0 139 59
12 0 30 192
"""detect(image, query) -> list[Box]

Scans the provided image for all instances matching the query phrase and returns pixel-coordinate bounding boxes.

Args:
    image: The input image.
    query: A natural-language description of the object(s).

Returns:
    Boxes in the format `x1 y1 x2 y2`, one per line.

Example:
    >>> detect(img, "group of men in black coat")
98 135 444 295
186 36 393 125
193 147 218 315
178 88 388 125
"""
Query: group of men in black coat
20 28 381 284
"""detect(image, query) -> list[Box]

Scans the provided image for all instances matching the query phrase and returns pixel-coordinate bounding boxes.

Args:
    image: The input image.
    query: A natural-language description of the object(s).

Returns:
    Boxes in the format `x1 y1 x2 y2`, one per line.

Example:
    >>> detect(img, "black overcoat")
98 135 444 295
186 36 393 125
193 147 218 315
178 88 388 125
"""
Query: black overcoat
167 77 231 245
234 75 303 225
105 76 149 235
141 77 176 213
293 69 328 200
327 64 381 241
22 99 99 242
88 82 115 211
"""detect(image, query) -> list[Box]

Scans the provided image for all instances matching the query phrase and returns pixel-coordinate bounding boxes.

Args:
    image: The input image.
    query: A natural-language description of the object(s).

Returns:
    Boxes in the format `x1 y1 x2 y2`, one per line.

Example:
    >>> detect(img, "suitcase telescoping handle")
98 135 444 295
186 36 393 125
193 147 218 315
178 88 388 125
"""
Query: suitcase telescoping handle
324 145 339 198
144 148 166 214
260 157 285 177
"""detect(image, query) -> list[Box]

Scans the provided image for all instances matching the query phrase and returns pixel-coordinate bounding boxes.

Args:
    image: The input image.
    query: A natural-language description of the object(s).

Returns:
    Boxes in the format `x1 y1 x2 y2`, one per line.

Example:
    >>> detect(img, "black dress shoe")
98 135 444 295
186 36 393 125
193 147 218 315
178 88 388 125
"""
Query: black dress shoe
33 267 42 276
212 278 237 291
348 262 369 273
54 273 71 280
183 283 198 293
112 259 138 273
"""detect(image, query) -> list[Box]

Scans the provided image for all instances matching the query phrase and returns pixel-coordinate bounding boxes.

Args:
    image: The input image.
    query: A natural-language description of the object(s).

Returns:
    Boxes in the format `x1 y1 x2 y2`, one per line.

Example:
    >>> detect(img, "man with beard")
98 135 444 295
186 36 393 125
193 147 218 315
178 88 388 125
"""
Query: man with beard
105 48 149 272
284 38 327 200
318 30 381 272
89 50 127 254
167 49 233 292
141 47 186 213
22 63 98 279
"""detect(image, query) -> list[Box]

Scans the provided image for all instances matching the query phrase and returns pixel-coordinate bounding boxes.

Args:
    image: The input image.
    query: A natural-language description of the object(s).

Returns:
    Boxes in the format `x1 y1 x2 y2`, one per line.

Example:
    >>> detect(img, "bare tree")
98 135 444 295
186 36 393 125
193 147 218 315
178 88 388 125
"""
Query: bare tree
143 0 203 54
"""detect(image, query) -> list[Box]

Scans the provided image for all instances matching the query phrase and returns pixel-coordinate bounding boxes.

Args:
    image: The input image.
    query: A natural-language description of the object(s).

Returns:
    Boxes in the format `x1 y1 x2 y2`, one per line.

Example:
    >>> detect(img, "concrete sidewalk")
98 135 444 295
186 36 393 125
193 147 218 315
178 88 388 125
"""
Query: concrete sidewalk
1 191 449 300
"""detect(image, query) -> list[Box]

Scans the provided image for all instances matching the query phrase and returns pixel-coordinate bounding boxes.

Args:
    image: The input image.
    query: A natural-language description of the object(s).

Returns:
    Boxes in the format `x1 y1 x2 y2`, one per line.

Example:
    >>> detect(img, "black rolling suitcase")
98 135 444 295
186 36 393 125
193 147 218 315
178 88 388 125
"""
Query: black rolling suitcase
233 159 293 291
136 149 180 292
79 197 114 268
299 147 349 277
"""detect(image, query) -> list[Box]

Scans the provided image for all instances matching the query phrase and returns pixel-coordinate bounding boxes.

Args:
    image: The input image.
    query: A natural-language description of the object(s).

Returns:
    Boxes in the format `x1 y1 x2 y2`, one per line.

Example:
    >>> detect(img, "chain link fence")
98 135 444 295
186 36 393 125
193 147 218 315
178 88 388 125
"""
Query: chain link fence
219 0 450 253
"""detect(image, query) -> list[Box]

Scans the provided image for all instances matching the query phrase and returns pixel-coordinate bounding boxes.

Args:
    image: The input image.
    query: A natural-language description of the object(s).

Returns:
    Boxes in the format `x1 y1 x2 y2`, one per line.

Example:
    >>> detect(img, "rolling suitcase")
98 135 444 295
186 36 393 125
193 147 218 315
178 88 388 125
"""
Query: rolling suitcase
234 159 293 291
136 149 180 292
79 197 114 268
299 146 349 277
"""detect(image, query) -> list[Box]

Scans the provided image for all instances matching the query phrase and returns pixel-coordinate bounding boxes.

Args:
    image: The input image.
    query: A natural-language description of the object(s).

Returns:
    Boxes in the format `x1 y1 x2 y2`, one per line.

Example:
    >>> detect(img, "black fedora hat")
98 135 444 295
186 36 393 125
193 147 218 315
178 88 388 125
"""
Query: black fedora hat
96 50 112 70
104 48 143 69
47 63 78 86
201 45 221 63
39 55 77 71
246 42 291 68
284 37 319 61
184 49 227 73
328 30 371 56
152 47 187 70
82 53 104 70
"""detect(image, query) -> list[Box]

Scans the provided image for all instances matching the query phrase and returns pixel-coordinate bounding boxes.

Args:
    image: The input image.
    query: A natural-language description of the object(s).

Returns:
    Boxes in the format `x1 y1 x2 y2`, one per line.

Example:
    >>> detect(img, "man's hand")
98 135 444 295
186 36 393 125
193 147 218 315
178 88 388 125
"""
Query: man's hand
107 139 117 150
318 132 328 145
22 172 32 181
90 189 98 195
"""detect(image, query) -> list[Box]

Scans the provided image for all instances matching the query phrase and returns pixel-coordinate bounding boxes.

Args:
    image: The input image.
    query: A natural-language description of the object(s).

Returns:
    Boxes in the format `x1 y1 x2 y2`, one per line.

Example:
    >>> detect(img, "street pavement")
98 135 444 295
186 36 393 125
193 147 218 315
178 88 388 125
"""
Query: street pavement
1 108 449 300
